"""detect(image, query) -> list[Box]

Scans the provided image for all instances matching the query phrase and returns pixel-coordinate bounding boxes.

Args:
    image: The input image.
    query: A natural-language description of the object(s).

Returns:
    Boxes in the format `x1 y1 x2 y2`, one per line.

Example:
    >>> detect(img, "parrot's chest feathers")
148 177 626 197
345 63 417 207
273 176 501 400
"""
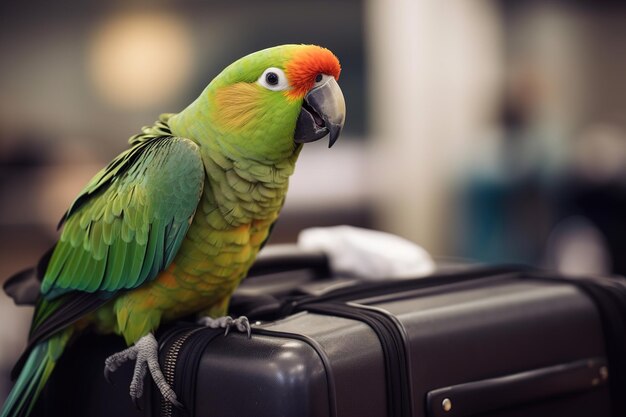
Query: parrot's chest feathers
200 146 297 227
151 149 297 309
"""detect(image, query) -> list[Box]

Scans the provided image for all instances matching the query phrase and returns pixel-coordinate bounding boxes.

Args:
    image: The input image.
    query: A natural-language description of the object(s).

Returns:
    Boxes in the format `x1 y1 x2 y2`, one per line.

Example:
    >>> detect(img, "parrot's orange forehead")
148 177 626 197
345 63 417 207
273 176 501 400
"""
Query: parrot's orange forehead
285 46 341 99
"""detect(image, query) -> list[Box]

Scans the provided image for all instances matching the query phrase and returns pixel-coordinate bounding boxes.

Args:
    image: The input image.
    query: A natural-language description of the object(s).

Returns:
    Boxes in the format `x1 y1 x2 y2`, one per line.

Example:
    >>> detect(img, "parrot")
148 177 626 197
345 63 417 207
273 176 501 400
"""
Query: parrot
1 43 345 417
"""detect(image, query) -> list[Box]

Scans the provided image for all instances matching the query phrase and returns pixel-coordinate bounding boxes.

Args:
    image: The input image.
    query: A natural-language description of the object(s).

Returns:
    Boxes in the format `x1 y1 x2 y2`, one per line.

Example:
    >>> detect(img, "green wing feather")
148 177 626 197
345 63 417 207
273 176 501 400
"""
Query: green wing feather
40 135 204 299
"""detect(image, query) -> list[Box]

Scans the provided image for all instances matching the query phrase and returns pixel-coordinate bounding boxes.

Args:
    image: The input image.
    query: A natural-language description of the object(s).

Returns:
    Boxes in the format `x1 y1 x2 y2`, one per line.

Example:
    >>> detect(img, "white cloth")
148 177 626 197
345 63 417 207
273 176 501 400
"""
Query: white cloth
298 226 435 280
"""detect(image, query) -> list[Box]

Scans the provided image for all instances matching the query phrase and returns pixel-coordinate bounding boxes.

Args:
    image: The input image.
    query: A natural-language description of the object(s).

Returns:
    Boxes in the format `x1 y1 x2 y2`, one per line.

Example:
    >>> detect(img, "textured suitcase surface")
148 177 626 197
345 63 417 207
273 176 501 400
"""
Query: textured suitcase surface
33 249 623 417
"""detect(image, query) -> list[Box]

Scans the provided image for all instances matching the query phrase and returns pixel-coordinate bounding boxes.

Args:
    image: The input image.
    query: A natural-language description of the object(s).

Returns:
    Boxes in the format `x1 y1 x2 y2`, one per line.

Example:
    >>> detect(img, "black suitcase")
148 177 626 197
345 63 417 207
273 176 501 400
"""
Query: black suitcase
33 246 626 417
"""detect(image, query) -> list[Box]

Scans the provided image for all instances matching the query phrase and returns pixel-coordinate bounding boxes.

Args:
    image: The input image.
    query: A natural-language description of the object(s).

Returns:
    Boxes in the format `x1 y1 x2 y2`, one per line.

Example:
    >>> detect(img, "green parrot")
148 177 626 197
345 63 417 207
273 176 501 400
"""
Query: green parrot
1 44 345 416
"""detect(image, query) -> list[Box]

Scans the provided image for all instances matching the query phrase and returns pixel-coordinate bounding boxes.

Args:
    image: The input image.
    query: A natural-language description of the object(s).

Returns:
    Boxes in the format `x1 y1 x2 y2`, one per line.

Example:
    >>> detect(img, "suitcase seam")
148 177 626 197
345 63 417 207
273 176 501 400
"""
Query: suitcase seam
253 328 339 417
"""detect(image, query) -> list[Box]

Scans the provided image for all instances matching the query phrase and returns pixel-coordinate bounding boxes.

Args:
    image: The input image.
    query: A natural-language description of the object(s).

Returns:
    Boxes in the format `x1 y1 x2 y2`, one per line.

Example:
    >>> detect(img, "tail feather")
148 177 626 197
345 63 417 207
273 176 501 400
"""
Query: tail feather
1 329 72 417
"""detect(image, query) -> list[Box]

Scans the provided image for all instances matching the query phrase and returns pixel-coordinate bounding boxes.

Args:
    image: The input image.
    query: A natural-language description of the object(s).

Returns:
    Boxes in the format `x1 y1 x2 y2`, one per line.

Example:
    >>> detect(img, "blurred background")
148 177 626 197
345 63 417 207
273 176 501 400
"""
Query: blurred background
1 0 626 402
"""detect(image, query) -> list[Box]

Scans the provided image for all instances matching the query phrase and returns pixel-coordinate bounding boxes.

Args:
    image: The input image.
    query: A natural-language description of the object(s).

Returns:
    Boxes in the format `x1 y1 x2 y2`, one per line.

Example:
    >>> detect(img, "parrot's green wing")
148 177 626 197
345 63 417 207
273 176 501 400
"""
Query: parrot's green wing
11 134 205 377
41 136 204 299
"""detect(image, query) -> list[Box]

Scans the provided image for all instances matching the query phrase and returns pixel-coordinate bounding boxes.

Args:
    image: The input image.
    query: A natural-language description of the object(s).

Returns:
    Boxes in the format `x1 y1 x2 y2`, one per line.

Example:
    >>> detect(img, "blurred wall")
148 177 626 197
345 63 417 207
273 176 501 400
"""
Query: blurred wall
366 0 503 254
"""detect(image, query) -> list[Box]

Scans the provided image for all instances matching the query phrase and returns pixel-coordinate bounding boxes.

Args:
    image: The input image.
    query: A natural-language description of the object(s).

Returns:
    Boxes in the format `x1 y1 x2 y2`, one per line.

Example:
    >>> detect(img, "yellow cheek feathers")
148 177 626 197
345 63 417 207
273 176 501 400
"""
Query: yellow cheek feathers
214 82 263 131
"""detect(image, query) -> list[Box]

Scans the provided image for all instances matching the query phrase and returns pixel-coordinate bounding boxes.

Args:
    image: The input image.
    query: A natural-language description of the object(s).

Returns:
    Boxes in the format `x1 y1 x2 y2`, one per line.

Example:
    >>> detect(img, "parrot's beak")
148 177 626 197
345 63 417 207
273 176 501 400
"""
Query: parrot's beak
294 77 346 148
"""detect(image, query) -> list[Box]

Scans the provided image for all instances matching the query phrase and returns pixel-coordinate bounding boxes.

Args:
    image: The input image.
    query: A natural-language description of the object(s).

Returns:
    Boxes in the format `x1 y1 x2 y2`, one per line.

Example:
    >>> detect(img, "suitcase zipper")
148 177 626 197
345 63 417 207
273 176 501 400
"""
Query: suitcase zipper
281 265 527 316
157 326 226 417
160 328 202 417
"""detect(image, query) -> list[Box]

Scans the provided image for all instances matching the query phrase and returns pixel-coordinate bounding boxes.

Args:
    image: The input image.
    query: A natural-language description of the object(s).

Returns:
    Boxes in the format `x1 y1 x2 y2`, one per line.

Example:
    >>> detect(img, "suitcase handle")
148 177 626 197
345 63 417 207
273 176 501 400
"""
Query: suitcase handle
426 357 608 417
231 246 333 320
247 245 331 278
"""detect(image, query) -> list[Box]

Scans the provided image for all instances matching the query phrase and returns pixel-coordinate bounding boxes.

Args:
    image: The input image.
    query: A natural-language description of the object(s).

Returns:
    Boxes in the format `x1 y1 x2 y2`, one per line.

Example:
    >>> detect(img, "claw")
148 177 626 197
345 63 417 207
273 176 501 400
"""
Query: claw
133 396 142 411
104 333 181 408
199 315 252 338
172 398 185 410
237 316 251 338
104 368 114 385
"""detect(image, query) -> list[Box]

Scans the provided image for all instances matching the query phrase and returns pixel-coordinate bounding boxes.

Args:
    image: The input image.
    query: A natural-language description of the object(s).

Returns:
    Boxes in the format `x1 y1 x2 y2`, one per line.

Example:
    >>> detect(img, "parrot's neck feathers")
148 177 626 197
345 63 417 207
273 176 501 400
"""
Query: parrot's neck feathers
130 114 299 228
199 141 300 228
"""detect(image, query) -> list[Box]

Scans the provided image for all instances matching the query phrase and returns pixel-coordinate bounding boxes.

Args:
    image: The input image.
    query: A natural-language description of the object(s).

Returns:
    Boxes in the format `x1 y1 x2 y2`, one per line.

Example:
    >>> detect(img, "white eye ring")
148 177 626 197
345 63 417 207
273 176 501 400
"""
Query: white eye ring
258 67 290 91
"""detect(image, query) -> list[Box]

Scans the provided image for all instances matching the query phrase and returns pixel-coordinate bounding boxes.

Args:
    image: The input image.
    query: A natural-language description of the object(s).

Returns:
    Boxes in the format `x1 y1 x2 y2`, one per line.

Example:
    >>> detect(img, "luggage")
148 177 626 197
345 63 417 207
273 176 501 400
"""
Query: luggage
33 246 626 417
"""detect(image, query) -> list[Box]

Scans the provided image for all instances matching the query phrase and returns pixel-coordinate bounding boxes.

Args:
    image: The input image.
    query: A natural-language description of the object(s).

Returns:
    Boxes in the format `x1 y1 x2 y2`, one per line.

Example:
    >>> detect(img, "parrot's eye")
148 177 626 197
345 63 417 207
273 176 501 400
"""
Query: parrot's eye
266 72 279 85
315 74 323 83
258 67 289 91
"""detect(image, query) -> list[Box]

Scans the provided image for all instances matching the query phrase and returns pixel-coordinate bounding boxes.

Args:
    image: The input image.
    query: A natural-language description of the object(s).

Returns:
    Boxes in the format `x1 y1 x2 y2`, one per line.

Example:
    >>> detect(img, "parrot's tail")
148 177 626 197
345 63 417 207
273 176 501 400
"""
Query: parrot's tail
1 328 72 417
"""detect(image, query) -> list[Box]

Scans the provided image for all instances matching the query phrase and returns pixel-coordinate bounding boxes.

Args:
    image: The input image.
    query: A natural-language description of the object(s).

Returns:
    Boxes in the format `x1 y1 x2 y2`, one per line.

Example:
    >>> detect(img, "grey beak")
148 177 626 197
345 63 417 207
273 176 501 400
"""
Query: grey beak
294 77 346 148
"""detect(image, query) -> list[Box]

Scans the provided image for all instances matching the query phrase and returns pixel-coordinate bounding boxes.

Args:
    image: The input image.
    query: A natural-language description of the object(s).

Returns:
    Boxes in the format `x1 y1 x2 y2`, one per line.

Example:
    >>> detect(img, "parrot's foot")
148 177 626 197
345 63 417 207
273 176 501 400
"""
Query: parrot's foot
198 315 251 338
104 333 182 409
